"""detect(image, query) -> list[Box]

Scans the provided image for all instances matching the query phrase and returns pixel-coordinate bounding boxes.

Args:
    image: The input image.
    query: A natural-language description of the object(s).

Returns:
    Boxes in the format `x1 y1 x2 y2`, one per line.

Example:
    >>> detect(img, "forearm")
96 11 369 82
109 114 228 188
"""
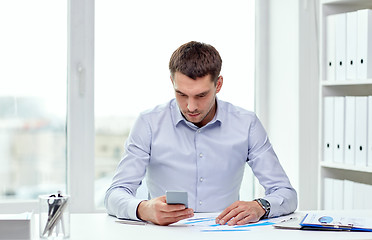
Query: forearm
105 187 144 220
264 187 297 217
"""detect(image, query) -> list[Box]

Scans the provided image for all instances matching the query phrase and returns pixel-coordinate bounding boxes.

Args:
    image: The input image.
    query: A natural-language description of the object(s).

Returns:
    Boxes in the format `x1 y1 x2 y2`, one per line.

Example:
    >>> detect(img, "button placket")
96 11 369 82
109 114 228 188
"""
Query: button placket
195 128 206 210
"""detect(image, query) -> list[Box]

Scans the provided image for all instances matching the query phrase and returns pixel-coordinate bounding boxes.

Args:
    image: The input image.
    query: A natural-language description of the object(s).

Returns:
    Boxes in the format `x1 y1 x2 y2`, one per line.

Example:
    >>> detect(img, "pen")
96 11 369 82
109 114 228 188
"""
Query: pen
187 217 214 221
43 198 69 236
116 219 147 225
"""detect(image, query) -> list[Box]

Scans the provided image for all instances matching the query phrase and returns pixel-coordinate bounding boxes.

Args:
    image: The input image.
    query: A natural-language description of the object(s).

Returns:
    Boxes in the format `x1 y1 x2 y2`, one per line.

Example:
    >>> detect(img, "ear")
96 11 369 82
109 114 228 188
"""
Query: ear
170 75 174 85
215 76 223 93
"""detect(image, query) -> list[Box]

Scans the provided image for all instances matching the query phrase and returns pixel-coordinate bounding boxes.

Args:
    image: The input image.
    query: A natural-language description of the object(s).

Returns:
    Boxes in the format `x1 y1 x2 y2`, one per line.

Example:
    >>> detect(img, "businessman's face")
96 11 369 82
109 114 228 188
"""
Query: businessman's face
171 72 223 127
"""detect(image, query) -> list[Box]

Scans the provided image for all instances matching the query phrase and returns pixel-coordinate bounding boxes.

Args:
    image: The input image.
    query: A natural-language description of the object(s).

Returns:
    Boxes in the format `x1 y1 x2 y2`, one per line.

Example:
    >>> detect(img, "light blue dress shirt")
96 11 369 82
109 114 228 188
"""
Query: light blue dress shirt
105 98 297 220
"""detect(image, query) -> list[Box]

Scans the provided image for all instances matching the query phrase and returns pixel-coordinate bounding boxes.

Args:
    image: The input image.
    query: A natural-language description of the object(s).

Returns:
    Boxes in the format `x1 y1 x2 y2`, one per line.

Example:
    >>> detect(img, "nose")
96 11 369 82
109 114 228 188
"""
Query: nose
187 98 197 112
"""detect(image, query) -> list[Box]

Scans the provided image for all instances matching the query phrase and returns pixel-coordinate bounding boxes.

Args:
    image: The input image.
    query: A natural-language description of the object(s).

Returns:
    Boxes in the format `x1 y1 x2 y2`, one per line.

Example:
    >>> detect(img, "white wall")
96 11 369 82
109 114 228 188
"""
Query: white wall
255 0 319 210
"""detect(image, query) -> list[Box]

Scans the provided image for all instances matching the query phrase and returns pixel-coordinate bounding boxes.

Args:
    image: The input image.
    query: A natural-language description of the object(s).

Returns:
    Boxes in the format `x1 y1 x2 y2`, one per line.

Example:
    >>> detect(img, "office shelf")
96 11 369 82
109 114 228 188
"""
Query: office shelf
318 0 372 210
320 161 372 173
321 79 372 86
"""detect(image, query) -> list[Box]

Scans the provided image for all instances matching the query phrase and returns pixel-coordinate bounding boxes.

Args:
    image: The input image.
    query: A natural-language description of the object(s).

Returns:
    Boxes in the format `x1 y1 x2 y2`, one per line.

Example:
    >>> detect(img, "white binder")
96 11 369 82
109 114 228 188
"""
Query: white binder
333 178 344 210
343 179 354 210
324 178 333 210
323 97 334 162
368 96 372 167
344 96 356 165
335 13 347 81
352 182 365 209
363 183 372 209
357 9 372 79
355 96 368 167
326 15 336 81
346 11 357 80
333 97 345 163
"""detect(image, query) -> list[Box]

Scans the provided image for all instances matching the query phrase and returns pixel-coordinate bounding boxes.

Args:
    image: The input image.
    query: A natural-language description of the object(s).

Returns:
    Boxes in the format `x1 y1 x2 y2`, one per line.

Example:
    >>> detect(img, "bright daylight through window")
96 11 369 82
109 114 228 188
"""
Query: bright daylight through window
0 0 67 200
95 0 255 208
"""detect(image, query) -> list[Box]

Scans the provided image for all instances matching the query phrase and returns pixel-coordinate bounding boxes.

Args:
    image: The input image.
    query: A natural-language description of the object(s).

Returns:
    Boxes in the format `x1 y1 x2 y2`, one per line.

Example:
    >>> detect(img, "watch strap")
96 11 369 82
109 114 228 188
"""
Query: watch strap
254 198 271 219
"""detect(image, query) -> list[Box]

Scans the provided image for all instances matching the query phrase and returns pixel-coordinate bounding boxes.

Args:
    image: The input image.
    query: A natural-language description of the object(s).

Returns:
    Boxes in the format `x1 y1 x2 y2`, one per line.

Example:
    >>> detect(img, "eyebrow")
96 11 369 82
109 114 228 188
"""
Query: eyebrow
175 89 210 97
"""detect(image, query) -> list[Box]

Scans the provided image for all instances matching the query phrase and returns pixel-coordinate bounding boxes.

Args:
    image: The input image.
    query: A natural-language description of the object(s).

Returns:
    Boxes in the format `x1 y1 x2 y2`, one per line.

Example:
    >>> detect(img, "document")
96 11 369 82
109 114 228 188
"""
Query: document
173 213 292 232
300 213 372 231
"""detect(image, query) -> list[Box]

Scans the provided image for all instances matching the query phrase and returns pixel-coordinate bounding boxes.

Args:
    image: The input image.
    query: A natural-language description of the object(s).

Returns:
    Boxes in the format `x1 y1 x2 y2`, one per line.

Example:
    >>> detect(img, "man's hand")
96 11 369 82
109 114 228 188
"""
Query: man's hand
215 200 266 226
137 195 194 226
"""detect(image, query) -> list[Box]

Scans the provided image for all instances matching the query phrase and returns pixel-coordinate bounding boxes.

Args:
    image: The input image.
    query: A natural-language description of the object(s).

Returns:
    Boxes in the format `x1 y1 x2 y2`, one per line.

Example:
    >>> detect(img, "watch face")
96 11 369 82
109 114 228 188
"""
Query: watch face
260 199 270 208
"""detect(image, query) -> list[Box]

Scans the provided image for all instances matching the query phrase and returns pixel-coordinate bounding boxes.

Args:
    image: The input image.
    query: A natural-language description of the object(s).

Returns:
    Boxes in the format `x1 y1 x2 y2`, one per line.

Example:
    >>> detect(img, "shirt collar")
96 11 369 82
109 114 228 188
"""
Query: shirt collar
171 98 223 129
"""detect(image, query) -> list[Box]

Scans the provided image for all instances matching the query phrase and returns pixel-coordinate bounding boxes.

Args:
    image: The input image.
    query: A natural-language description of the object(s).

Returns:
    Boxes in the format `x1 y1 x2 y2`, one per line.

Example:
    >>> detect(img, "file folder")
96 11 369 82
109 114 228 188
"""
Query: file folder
343 179 354 210
357 9 372 79
353 182 366 209
355 96 368 167
335 13 347 81
324 178 333 210
368 96 372 167
333 97 345 163
333 179 344 210
344 96 356 165
346 11 357 80
323 97 334 163
326 15 336 81
362 182 372 209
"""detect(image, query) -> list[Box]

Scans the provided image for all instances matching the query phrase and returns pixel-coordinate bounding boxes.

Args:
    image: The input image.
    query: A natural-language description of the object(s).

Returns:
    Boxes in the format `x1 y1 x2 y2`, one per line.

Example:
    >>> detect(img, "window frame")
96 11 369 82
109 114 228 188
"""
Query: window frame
67 0 95 213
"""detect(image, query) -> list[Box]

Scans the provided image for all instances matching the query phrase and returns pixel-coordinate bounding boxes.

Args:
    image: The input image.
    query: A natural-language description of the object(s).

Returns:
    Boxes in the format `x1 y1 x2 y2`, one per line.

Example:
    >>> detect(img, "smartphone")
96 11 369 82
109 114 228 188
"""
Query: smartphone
165 191 188 208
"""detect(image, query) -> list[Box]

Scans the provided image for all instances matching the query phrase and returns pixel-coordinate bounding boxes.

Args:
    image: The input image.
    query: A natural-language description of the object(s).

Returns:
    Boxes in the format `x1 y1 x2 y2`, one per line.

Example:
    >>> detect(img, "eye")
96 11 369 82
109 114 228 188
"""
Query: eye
177 92 187 97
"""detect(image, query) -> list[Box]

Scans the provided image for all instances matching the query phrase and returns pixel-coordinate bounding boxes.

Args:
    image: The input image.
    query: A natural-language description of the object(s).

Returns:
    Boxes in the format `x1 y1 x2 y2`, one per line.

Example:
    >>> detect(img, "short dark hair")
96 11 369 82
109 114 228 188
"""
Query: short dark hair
169 41 222 84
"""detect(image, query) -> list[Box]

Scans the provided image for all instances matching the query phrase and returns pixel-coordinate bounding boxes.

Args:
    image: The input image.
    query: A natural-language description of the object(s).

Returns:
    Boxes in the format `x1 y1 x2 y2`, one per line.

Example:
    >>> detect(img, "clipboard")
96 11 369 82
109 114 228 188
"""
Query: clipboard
300 213 372 232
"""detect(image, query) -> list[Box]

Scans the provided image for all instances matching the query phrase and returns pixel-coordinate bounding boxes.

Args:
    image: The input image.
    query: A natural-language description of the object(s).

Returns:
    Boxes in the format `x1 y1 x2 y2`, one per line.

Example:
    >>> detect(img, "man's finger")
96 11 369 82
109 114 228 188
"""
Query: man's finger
215 202 238 223
226 210 249 226
236 213 260 225
164 208 194 220
162 203 187 212
217 206 243 225
157 208 194 226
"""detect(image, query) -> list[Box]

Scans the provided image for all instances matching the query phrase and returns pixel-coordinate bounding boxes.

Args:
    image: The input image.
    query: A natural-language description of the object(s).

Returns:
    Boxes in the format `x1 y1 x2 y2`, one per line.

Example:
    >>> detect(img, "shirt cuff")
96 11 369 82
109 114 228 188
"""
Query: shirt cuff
262 196 283 218
126 198 145 221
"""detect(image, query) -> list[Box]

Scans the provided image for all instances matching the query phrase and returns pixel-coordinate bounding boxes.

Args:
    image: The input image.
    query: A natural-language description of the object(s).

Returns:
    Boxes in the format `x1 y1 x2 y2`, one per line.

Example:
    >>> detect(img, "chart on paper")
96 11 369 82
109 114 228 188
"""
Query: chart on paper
173 213 292 232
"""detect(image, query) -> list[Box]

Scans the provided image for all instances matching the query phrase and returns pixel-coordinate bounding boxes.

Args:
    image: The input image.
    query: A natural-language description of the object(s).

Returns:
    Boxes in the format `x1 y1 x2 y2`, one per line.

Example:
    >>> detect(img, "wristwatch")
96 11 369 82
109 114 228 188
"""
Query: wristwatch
254 198 271 219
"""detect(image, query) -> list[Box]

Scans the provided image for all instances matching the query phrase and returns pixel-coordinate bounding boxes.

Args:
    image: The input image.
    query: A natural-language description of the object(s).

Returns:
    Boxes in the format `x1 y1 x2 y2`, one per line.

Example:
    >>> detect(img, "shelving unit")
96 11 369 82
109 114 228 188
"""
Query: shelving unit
318 0 372 209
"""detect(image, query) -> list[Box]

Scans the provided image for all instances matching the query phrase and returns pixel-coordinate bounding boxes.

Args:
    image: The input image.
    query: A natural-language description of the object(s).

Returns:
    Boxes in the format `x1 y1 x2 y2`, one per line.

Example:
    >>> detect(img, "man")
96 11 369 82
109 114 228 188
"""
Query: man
105 41 297 226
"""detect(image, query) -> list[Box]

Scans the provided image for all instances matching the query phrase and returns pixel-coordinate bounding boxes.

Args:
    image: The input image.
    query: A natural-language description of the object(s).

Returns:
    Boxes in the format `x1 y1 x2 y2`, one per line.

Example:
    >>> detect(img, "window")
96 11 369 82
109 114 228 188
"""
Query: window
95 0 256 208
0 0 67 201
0 0 255 212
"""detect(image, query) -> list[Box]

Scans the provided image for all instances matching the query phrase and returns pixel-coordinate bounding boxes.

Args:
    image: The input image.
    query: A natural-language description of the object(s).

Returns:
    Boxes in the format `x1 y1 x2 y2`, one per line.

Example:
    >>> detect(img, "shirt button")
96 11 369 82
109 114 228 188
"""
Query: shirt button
200 177 204 182
199 153 203 158
199 201 202 205
197 129 201 133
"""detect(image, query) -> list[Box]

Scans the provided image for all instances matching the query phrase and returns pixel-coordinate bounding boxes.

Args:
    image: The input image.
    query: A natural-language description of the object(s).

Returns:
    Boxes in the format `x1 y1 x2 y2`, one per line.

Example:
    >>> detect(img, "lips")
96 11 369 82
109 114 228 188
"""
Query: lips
187 112 200 118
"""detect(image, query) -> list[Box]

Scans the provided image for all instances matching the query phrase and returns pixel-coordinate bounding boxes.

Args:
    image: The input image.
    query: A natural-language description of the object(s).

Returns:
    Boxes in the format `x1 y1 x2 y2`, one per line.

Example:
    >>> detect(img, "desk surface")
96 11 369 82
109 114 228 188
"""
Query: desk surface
33 211 372 240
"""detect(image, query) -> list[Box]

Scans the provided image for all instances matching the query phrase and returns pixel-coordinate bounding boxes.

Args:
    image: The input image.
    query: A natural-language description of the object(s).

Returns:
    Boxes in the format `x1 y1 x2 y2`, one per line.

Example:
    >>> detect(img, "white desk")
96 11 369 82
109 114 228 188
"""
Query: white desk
33 212 372 240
